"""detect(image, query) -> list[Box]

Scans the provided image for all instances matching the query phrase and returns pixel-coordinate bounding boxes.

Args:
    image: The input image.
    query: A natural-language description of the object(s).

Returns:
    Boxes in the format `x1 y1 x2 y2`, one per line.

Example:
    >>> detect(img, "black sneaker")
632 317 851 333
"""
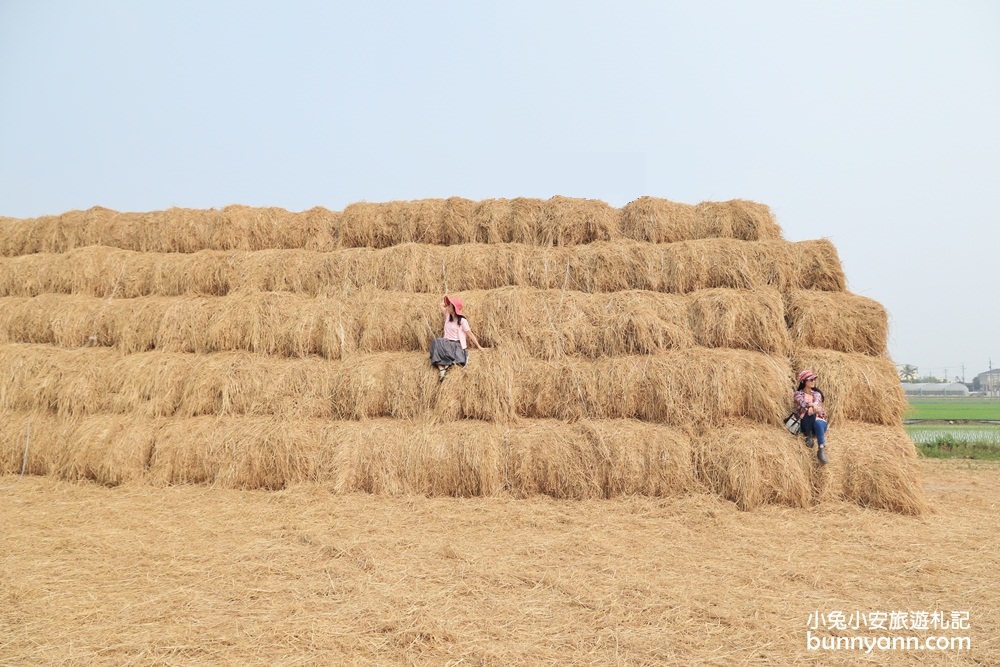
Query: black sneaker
804 435 814 448
817 446 828 465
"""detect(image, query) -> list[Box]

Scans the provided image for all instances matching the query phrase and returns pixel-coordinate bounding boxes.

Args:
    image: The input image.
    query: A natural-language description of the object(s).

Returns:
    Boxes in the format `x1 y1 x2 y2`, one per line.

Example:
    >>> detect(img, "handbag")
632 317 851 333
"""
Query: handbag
784 411 801 435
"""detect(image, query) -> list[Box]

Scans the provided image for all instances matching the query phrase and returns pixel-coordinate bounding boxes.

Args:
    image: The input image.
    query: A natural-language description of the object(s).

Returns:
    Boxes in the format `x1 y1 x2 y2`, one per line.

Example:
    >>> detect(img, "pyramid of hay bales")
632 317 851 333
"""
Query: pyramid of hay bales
0 197 924 513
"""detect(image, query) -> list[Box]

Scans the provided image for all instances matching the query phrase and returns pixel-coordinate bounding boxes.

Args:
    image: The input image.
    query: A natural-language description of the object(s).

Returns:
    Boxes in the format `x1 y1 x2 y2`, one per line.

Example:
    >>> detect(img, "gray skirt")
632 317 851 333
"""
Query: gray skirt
430 338 467 367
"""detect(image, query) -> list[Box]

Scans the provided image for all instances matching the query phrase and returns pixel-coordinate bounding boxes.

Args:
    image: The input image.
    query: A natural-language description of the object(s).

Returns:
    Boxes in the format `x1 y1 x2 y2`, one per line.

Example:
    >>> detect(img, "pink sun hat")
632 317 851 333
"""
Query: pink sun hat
797 370 817 382
444 295 464 316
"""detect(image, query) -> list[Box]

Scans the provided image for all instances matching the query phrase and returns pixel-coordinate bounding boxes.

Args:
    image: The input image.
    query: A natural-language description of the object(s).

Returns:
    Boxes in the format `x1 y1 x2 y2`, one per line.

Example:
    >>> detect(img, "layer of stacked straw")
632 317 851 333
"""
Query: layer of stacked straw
0 197 923 513
0 197 779 255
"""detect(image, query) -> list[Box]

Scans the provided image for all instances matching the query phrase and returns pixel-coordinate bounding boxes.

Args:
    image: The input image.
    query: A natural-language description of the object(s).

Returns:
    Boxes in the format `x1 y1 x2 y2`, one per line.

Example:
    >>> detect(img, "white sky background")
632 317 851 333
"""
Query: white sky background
1 1 998 380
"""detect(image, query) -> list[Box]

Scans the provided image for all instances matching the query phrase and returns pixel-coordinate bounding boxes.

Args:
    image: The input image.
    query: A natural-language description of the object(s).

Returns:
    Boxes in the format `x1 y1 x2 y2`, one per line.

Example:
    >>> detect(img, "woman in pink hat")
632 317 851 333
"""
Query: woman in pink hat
430 295 486 381
794 370 829 464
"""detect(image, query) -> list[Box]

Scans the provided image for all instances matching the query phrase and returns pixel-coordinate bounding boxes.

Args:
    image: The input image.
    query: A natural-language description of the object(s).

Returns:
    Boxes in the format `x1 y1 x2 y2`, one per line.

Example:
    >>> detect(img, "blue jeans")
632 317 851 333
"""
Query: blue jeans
800 415 828 446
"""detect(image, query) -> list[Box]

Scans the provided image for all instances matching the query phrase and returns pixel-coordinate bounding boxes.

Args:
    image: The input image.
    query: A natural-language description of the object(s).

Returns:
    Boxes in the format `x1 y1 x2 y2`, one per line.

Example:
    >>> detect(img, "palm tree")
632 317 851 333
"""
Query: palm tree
898 364 918 382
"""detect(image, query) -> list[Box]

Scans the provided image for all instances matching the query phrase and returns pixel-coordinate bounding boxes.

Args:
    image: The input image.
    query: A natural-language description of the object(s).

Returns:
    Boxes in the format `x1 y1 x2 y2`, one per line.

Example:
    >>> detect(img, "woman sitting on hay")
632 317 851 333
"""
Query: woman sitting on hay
430 295 486 381
794 369 829 464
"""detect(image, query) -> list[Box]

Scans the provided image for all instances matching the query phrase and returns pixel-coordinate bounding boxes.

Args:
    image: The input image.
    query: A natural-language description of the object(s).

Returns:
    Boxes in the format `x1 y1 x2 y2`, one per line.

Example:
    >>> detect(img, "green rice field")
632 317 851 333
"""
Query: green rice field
905 397 1000 420
904 397 1000 460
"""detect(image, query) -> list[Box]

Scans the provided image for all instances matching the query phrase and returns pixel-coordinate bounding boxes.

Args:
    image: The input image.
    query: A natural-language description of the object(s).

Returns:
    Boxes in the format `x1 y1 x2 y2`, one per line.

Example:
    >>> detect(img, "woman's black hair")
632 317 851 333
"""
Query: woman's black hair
447 313 467 325
796 381 823 399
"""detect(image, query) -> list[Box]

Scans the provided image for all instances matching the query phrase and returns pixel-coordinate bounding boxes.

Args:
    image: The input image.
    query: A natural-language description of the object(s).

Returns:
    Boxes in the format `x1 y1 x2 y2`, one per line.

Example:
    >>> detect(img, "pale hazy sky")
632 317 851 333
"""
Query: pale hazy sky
2 1 998 381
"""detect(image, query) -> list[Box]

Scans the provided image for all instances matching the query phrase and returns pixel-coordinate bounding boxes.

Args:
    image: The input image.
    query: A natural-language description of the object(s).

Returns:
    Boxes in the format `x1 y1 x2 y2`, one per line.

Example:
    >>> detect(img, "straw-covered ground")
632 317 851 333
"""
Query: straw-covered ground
1 459 996 666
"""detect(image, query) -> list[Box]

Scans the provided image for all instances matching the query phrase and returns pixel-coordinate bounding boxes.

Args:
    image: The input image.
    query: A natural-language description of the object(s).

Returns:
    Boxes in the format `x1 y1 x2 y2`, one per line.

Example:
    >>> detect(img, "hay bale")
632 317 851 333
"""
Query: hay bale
173 352 332 419
122 207 211 252
791 349 906 425
0 217 39 256
0 294 155 350
655 240 799 294
583 420 698 497
153 296 216 353
301 206 340 251
5 206 117 254
786 290 888 356
332 352 437 420
236 249 332 294
620 197 699 242
51 414 157 486
329 419 506 496
693 422 813 510
215 205 310 251
0 296 56 345
832 422 926 515
539 196 620 245
506 420 607 498
693 200 783 240
781 421 926 514
506 420 697 499
353 290 438 354
328 350 514 422
204 291 327 358
150 416 321 489
687 288 790 354
0 410 55 475
339 198 477 248
517 349 790 426
465 197 618 246
0 249 94 297
465 288 692 358
0 410 80 477
104 351 195 417
0 343 88 414
789 239 846 292
470 198 546 245
110 297 172 353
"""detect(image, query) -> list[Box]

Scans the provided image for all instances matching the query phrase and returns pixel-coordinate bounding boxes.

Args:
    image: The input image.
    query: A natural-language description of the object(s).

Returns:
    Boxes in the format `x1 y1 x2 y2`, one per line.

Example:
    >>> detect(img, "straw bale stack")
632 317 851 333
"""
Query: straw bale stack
0 196 922 513
0 239 845 299
0 205 340 255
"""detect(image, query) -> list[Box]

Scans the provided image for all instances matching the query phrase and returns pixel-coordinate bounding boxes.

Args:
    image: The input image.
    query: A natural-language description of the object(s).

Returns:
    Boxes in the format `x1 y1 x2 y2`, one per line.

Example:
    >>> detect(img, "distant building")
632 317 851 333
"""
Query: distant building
902 382 970 397
974 369 1000 396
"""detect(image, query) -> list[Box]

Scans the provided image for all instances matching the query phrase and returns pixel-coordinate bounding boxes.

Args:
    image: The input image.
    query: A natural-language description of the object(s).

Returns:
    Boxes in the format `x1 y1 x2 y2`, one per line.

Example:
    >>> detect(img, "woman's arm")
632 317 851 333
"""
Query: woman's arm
466 328 487 350
793 390 812 414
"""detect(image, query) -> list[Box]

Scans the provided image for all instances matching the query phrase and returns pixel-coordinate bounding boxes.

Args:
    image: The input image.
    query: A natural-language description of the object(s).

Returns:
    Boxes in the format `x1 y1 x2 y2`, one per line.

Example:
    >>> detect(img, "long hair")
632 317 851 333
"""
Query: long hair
796 380 824 400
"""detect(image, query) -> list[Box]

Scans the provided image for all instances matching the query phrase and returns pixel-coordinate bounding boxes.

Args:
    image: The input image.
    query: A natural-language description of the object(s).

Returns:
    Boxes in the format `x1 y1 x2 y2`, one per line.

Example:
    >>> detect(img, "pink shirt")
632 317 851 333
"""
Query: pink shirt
444 316 471 349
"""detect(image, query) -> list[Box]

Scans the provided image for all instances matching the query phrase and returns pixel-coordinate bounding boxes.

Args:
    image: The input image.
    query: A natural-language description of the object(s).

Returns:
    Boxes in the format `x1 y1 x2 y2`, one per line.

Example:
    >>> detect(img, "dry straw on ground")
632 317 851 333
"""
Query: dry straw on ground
3 462 995 665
